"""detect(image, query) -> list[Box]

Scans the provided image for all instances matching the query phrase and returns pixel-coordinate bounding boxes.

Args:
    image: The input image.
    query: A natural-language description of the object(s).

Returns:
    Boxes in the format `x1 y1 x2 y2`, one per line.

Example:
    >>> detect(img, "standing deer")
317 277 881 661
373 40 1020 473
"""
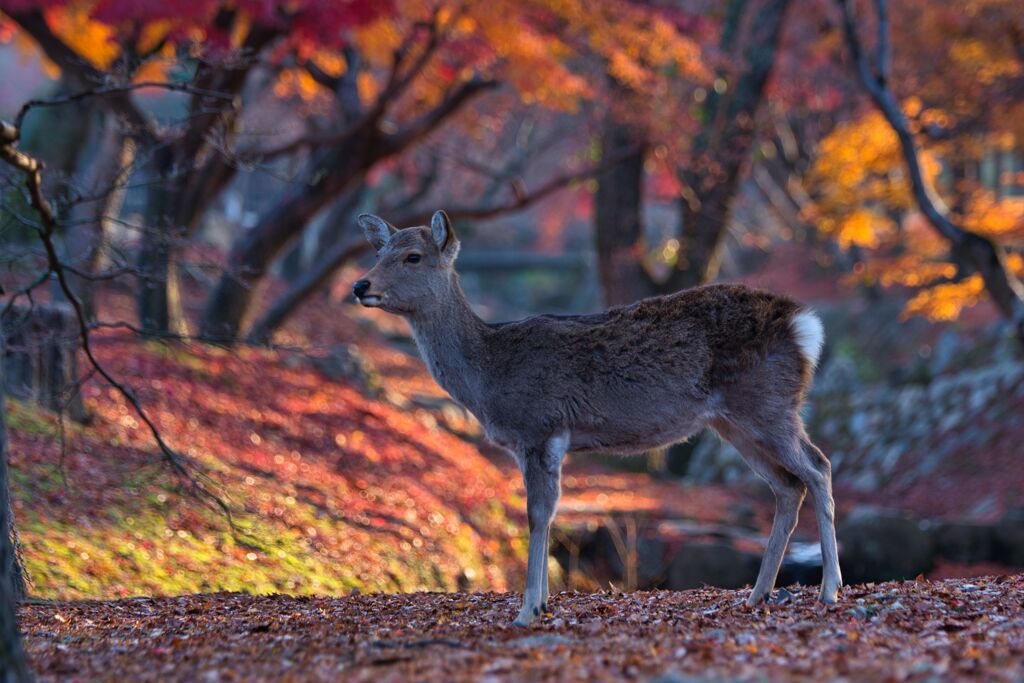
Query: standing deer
353 210 841 626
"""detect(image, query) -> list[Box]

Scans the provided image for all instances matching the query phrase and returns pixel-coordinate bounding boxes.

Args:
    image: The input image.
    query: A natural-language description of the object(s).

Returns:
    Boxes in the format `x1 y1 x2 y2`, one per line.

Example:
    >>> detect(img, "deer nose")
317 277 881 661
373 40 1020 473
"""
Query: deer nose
353 280 371 298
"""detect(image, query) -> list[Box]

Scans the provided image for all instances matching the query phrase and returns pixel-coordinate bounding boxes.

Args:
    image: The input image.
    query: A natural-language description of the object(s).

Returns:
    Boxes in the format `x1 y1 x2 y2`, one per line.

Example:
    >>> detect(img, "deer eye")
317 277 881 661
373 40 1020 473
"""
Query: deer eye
405 253 421 264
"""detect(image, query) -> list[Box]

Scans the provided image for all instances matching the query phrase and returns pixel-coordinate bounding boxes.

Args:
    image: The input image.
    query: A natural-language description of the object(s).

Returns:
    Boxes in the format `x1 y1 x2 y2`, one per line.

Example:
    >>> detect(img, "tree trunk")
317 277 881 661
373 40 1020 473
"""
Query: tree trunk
593 0 792 301
664 0 792 291
136 237 188 336
0 331 33 683
56 112 133 320
131 16 274 337
672 179 740 289
594 117 654 306
135 156 236 337
199 137 376 342
136 147 189 336
247 186 368 344
199 165 356 341
247 239 369 345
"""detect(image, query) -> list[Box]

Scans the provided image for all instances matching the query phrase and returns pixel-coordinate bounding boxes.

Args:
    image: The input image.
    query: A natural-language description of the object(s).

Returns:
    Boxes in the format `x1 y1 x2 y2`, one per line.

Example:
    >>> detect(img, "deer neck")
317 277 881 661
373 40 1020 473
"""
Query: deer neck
405 275 487 406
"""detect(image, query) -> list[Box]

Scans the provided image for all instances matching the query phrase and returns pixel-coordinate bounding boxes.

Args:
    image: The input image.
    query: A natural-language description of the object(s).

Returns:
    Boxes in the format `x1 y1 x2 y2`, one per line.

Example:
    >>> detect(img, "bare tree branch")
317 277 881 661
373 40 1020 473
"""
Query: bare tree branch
251 18 445 162
872 0 891 86
6 10 157 144
14 82 235 133
393 161 606 226
382 78 500 156
0 119 236 523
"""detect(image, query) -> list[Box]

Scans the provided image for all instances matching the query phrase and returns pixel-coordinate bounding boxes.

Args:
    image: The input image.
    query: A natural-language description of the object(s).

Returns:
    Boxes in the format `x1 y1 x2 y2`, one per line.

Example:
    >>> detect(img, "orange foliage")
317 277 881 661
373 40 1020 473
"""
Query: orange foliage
4 0 705 126
807 0 1024 324
45 4 119 70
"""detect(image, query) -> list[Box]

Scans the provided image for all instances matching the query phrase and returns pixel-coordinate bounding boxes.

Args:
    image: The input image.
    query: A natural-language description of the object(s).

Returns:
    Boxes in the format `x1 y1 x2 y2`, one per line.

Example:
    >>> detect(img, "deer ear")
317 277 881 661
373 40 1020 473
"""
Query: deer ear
358 214 396 251
431 210 460 264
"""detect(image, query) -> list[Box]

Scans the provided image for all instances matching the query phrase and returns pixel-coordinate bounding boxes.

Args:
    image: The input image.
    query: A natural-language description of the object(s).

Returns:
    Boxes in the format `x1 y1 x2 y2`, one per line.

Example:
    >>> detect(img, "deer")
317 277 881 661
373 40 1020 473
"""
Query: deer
353 210 842 626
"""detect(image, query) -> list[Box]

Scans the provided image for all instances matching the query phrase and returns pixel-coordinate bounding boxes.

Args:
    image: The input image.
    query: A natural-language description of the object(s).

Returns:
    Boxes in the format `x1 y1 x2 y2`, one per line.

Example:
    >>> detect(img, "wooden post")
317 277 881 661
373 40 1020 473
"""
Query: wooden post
2 303 87 423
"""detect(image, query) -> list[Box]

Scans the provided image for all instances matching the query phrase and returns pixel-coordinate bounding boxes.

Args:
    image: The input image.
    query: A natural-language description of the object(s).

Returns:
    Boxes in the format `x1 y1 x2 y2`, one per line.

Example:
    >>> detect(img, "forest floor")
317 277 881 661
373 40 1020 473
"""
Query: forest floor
20 574 1024 682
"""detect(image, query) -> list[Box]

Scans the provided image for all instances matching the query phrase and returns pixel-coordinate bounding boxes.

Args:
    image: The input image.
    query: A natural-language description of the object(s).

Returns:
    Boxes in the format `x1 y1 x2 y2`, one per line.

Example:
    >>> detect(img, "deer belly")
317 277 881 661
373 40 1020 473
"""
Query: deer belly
568 412 709 455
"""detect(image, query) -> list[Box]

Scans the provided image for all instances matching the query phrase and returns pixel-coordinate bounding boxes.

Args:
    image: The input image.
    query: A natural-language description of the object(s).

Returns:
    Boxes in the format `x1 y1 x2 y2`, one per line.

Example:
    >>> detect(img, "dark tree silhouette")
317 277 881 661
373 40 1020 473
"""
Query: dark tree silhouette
595 0 793 304
0 333 32 683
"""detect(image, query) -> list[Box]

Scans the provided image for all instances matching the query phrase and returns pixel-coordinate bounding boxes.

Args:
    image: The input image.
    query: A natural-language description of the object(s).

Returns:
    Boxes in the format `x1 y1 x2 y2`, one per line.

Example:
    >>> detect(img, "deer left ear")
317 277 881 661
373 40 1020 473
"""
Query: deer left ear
359 213 396 251
431 210 460 264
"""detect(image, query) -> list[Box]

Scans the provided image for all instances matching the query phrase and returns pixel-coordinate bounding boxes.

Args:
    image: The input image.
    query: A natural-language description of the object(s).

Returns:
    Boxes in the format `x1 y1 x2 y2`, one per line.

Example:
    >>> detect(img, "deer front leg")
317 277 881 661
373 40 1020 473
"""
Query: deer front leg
513 432 567 627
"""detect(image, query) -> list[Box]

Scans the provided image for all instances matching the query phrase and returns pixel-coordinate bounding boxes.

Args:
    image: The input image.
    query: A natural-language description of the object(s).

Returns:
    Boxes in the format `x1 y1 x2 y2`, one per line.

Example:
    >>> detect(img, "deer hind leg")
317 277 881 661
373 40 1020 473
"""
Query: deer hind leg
513 431 568 627
717 422 807 606
792 435 842 602
754 414 842 603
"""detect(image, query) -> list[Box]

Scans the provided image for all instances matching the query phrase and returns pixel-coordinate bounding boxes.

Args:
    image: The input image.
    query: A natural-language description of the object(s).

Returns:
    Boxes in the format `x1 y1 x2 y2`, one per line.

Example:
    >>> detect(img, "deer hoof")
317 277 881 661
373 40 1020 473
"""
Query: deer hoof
512 603 541 627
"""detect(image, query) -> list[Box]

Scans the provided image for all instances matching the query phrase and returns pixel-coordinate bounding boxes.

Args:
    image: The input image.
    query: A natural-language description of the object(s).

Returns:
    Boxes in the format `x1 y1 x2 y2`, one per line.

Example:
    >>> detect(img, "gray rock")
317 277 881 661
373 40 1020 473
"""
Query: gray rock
838 508 934 583
666 541 760 591
933 521 995 563
588 523 669 590
929 330 961 376
848 470 882 493
992 511 1024 567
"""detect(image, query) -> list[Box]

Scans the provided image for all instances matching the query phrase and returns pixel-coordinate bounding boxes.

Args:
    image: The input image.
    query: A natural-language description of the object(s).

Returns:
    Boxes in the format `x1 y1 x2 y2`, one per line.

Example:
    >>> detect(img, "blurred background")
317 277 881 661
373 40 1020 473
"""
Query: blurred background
0 0 1022 601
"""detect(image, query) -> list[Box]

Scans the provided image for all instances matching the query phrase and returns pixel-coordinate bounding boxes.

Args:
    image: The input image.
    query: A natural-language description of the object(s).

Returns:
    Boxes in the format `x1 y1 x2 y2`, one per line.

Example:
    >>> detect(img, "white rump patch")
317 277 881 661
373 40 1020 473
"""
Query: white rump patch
791 310 825 368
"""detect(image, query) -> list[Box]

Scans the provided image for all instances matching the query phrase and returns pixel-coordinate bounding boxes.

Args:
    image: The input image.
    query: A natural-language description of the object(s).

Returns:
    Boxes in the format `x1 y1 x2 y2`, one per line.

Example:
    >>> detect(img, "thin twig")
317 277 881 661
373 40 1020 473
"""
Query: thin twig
0 119 235 526
15 81 234 132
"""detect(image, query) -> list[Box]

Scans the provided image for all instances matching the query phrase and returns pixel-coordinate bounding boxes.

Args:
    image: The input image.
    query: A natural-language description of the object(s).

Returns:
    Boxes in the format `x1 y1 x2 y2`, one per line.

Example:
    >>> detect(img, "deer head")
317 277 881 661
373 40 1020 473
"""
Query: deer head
353 210 461 315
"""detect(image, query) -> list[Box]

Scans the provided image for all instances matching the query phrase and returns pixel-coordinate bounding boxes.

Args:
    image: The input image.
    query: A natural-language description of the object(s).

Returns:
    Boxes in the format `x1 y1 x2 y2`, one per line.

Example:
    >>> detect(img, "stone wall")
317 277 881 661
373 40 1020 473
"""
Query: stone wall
685 358 1024 492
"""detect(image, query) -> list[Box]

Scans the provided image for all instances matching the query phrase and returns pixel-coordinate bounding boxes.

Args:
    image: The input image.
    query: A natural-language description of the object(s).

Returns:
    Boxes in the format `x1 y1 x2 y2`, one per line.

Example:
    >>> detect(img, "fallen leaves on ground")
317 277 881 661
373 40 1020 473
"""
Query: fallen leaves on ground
20 574 1024 681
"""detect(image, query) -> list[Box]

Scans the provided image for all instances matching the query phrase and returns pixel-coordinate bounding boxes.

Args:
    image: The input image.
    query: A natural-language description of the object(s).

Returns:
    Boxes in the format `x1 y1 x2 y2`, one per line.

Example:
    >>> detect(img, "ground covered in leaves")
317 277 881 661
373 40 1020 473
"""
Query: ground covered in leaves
21 575 1024 681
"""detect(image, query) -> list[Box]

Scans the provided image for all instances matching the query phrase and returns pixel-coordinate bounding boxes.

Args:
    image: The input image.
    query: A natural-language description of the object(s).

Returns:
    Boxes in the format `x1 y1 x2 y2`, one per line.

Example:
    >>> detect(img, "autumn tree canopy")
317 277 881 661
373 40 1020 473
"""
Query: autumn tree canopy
1 0 709 341
1 0 1021 336
802 0 1024 325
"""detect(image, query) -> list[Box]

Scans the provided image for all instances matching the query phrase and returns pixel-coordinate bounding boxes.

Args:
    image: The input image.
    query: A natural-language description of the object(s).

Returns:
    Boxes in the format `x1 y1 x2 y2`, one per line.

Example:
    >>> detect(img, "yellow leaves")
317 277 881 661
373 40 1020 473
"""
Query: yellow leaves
878 261 956 289
273 68 328 102
133 41 175 83
962 192 1024 241
356 72 380 108
352 15 404 69
609 50 650 91
230 11 252 50
812 101 1021 327
903 275 985 322
835 209 892 249
648 16 707 81
47 4 119 70
310 50 347 79
814 111 906 191
138 20 172 55
949 38 1020 85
